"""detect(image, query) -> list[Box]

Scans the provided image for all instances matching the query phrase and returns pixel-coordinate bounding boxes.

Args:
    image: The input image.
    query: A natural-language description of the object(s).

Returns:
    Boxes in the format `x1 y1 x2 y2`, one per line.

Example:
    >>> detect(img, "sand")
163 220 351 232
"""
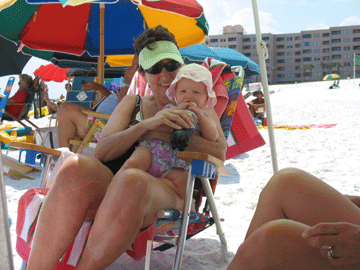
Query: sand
2 78 360 269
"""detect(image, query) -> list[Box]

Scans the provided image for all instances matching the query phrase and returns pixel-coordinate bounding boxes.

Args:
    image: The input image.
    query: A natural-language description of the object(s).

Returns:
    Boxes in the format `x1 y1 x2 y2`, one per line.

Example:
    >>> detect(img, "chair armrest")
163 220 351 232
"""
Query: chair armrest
81 110 111 119
9 142 61 157
177 152 224 168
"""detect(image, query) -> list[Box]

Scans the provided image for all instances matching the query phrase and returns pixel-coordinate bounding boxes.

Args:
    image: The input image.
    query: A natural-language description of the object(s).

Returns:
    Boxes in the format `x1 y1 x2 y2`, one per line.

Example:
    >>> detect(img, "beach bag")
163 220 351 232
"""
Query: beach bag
34 126 59 149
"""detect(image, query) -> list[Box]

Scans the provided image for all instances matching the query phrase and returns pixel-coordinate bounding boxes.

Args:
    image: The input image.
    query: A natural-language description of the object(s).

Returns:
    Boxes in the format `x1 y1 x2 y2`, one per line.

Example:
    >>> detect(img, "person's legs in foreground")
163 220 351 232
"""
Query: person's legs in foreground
227 167 360 270
57 102 91 149
27 155 114 270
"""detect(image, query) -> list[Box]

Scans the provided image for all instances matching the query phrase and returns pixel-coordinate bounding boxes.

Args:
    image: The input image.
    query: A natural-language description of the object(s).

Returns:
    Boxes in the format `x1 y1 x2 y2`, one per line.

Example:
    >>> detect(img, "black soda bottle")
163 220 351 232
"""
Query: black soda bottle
170 109 198 151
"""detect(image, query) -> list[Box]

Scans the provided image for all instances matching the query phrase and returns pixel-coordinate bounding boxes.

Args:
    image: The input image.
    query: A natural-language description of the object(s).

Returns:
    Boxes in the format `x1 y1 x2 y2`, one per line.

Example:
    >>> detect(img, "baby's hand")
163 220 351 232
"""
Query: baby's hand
188 103 205 120
177 102 190 110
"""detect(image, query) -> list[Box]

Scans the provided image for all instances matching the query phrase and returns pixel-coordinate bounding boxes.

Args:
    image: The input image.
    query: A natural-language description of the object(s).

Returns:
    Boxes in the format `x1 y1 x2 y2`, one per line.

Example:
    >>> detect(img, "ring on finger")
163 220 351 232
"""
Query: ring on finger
327 246 336 260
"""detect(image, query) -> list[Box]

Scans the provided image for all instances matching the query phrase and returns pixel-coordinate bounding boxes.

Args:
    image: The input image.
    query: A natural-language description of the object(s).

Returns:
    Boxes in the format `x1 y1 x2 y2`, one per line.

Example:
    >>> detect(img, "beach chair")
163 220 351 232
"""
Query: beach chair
1 83 39 130
14 59 265 269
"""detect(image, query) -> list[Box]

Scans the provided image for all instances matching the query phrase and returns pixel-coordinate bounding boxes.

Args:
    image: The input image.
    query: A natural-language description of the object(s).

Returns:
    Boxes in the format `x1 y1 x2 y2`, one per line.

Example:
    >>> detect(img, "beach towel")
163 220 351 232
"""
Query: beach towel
258 124 337 130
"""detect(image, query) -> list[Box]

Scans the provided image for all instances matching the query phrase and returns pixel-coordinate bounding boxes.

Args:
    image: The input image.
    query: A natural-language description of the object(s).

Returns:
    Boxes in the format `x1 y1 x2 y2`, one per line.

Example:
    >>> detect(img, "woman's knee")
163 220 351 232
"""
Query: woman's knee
53 154 112 193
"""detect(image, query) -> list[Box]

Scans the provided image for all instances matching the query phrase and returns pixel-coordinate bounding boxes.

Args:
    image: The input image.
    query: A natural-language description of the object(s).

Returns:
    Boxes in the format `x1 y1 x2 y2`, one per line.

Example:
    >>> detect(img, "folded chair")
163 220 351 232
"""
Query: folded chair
14 59 265 269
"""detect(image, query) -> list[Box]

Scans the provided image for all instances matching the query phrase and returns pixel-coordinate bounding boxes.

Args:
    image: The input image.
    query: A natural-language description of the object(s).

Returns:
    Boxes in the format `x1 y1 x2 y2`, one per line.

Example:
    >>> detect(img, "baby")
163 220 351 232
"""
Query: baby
119 64 219 205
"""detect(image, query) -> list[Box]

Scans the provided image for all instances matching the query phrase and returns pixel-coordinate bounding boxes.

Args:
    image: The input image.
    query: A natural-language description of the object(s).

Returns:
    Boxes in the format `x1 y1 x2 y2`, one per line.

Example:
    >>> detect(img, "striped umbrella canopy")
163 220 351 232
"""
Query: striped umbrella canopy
323 74 340 80
0 0 209 79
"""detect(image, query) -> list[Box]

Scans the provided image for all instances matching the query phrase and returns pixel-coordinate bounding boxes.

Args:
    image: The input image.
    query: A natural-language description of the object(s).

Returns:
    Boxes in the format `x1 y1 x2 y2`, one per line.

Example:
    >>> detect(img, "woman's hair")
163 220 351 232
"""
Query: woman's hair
252 90 263 97
134 25 178 72
19 74 33 89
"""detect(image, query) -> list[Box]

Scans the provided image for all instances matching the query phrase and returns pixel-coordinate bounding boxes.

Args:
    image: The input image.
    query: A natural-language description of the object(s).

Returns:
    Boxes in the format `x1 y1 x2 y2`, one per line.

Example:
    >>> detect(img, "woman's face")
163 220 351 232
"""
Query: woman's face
18 80 28 90
175 78 208 108
142 59 181 99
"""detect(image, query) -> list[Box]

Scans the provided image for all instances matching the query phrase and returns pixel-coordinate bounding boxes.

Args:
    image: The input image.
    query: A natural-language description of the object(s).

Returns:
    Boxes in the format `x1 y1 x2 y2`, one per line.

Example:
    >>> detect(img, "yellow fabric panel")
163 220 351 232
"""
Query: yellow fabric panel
106 54 134 67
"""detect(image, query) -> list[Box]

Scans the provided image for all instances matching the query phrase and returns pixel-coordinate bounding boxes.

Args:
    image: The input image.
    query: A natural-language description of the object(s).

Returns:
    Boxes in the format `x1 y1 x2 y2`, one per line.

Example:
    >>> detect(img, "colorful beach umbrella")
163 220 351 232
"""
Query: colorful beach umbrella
0 0 209 82
0 0 208 57
178 44 260 76
323 74 340 81
33 63 70 82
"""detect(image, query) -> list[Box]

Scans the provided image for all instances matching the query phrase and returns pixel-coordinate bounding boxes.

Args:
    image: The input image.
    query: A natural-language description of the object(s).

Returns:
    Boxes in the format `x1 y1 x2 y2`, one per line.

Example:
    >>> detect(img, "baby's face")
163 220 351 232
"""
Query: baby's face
175 78 207 108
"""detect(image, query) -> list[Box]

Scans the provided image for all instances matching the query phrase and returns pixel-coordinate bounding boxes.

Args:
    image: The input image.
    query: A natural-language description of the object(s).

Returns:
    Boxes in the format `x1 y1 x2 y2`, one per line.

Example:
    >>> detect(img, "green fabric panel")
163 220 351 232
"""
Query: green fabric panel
21 46 54 61
0 0 40 40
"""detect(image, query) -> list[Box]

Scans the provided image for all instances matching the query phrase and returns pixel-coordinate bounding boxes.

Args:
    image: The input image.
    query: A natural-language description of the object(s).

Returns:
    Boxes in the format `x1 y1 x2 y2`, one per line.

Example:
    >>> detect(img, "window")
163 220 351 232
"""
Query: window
295 51 301 55
263 37 270 41
265 59 270 63
276 37 285 41
295 44 301 48
210 39 218 43
313 33 320 38
266 44 270 48
287 66 293 70
287 45 293 48
277 74 285 78
228 37 237 42
253 52 257 57
323 56 330 60
332 55 341 59
344 38 350 42
243 38 250 42
287 52 293 56
332 39 341 43
354 45 360 50
353 29 360 34
276 59 285 63
295 73 302 78
278 67 285 71
313 49 320 53
295 58 301 62
243 45 251 50
295 66 301 70
287 59 293 63
304 72 312 77
228 45 237 49
354 38 360 42
323 48 330 53
332 47 341 51
303 42 312 46
220 38 226 42
276 45 285 49
303 49 312 54
323 33 330 37
314 57 321 61
344 30 350 34
323 41 330 45
303 57 312 62
253 45 256 49
244 53 251 57
287 74 294 78
277 52 285 56
295 36 301 40
287 37 293 41
331 30 341 35
302 34 312 39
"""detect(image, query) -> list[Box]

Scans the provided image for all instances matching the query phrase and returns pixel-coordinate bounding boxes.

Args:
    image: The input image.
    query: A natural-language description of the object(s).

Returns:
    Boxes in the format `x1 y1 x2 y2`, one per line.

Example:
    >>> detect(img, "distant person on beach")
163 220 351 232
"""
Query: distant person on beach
247 90 265 119
227 167 360 270
2 74 33 119
41 80 59 114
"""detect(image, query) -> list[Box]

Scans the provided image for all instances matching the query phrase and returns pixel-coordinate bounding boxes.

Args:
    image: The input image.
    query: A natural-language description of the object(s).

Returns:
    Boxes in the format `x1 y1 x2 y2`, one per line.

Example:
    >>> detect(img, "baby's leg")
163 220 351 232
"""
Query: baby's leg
118 146 152 174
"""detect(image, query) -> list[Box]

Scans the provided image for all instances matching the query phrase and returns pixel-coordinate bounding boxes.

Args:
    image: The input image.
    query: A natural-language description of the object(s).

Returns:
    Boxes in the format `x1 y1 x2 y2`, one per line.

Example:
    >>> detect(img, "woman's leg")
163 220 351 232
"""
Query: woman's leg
118 146 152 175
228 219 339 270
77 168 185 270
246 168 360 239
57 102 91 149
26 155 114 270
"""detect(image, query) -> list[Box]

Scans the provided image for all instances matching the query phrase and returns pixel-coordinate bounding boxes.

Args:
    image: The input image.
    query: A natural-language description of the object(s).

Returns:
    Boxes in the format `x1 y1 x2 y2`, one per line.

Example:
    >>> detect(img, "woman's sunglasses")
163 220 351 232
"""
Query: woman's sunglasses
145 60 181 75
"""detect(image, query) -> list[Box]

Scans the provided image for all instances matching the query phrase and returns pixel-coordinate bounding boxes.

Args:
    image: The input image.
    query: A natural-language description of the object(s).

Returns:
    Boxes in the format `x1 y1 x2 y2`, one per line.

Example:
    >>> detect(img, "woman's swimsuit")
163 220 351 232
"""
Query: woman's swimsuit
102 95 143 174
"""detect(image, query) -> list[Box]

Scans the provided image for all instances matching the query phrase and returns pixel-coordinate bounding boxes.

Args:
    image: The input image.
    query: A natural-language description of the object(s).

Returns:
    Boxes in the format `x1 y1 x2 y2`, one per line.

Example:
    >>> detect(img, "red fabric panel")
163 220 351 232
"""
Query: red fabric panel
6 89 28 118
19 5 91 55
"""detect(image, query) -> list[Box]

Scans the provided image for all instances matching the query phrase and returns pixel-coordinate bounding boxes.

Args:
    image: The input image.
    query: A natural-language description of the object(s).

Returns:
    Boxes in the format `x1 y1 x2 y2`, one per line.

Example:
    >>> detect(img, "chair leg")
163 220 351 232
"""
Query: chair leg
173 165 196 270
200 178 228 263
144 240 152 270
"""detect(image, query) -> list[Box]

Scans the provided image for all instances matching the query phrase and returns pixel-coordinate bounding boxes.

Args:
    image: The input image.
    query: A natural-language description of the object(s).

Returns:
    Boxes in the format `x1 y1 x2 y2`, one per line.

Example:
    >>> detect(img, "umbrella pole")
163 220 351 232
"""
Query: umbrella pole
97 3 105 86
0 144 14 270
251 0 279 173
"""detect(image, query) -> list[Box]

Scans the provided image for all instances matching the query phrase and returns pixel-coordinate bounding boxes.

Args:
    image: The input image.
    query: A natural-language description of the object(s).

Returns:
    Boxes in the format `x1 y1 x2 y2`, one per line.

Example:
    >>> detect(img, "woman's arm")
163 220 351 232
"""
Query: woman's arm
82 81 112 97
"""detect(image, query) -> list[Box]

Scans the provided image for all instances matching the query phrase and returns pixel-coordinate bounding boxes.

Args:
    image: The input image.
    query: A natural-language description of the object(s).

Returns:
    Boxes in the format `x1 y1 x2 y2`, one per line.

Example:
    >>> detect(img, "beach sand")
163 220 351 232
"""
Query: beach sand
3 78 360 269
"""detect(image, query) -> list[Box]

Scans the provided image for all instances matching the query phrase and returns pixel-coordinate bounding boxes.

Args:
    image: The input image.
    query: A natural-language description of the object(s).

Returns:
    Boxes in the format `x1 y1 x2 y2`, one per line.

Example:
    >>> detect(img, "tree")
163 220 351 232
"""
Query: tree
302 64 310 81
320 61 327 76
335 62 343 75
270 67 278 84
308 64 315 81
327 62 335 73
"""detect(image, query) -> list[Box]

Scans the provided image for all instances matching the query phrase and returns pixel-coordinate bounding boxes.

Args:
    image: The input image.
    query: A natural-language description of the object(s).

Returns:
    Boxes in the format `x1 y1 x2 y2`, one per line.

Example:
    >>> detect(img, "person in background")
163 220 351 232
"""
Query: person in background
226 168 360 270
56 56 138 149
40 80 58 114
3 74 33 118
247 90 265 119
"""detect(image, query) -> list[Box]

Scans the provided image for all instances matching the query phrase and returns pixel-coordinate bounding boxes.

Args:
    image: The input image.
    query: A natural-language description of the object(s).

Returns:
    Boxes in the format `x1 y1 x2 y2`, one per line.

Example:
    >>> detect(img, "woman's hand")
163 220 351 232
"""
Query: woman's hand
302 222 360 266
143 106 194 131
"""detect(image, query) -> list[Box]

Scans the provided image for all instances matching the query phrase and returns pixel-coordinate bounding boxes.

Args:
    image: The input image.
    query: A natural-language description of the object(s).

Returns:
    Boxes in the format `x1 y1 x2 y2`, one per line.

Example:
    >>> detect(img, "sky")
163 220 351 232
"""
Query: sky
1 0 360 99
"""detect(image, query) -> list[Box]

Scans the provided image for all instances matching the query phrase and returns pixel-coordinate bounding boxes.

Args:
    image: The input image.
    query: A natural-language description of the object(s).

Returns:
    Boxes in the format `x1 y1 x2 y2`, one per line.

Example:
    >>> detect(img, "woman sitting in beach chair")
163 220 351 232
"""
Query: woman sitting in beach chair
247 90 265 125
